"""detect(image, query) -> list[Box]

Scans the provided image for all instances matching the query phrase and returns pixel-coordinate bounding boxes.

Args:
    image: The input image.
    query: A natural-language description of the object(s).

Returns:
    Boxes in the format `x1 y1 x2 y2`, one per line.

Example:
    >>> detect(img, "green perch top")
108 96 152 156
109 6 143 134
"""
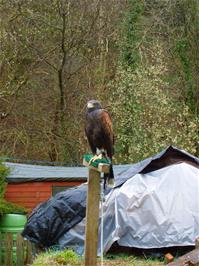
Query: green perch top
83 154 111 168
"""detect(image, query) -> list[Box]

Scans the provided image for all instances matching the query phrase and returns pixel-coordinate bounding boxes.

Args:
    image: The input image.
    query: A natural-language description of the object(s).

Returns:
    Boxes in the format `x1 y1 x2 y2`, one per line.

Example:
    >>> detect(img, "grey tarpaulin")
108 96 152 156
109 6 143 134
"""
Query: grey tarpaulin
58 162 199 254
114 145 199 187
22 146 199 252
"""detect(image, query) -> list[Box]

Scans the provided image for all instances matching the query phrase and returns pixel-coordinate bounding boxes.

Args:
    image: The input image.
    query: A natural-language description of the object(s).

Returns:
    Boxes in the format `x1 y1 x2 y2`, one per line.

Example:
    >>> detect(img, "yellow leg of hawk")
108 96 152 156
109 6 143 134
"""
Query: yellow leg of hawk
88 154 103 165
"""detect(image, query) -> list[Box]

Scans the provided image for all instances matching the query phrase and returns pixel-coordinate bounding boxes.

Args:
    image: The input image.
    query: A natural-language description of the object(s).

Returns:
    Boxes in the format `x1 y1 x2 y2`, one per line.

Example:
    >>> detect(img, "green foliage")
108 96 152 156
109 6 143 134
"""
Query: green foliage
0 199 26 216
170 0 199 115
175 37 194 112
0 161 26 215
0 0 198 164
121 0 144 69
110 41 199 163
0 162 9 199
32 249 81 266
175 39 191 81
108 0 199 163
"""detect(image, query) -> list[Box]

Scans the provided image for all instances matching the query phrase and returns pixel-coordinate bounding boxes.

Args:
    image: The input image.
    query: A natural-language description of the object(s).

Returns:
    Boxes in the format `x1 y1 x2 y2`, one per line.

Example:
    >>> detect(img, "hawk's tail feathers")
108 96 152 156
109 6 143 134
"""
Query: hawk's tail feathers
104 163 115 188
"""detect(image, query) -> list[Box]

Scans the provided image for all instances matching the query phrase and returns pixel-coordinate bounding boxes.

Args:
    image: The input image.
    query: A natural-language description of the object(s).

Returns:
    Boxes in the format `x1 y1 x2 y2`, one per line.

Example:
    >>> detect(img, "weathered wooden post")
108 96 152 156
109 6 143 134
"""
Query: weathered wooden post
166 237 199 266
83 155 110 266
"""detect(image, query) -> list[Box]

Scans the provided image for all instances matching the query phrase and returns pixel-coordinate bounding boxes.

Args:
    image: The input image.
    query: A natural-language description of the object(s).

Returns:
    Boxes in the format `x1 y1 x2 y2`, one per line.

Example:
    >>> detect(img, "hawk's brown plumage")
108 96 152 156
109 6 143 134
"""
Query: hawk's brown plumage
85 100 114 183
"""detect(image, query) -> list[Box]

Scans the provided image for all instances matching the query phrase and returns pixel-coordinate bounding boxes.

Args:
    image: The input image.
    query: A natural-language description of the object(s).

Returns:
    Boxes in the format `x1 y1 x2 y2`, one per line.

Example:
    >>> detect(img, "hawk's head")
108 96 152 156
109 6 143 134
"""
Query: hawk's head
86 100 102 112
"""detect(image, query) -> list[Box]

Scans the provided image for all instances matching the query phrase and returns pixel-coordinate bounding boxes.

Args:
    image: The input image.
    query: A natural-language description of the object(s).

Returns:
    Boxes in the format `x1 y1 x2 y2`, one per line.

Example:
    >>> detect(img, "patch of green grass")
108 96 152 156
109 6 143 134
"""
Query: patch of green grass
103 254 164 266
31 250 164 266
31 249 82 266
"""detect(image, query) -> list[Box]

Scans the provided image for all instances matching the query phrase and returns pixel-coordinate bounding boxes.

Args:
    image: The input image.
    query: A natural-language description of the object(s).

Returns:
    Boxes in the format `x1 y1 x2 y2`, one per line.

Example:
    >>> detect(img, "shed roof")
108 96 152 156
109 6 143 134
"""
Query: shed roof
5 162 131 183
5 146 199 184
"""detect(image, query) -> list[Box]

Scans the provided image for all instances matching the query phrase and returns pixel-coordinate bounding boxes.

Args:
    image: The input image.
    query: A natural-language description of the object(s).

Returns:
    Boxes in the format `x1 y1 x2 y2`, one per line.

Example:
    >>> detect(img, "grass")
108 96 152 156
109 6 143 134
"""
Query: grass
31 249 81 266
31 250 164 266
103 253 164 266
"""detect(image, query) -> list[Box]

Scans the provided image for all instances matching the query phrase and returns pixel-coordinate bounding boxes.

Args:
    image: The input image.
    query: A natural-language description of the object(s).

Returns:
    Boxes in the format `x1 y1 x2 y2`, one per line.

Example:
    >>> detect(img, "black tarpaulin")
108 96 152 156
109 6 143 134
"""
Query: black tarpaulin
22 184 87 247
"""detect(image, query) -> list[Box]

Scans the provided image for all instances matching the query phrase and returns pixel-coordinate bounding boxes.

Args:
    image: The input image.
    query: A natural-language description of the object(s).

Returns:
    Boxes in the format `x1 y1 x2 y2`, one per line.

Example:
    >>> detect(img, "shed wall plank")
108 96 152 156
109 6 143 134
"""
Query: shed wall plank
4 181 84 211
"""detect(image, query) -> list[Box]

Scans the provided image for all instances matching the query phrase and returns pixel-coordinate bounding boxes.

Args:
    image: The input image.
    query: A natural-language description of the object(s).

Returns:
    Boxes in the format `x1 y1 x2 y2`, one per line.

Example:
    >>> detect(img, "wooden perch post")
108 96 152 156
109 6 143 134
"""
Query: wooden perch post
83 156 110 266
166 237 199 266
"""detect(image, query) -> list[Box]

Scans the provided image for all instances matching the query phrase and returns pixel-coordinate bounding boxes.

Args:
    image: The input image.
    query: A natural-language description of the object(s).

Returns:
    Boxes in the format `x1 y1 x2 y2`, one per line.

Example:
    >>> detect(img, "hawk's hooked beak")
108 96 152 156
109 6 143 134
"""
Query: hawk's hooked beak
87 102 94 109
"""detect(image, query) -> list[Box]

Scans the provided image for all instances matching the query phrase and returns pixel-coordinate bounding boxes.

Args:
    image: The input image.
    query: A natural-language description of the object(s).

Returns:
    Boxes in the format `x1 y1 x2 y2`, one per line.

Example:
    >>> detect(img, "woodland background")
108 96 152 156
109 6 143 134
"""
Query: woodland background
0 0 198 165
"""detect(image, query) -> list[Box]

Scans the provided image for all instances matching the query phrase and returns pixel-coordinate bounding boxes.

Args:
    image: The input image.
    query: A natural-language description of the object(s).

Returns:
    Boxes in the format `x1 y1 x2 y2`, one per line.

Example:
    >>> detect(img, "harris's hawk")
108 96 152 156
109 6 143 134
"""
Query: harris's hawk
85 99 114 186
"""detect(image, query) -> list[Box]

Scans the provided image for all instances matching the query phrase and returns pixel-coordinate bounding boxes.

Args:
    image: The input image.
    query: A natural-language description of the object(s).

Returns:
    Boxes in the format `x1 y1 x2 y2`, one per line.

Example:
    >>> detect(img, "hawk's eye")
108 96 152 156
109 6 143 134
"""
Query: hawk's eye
87 102 94 108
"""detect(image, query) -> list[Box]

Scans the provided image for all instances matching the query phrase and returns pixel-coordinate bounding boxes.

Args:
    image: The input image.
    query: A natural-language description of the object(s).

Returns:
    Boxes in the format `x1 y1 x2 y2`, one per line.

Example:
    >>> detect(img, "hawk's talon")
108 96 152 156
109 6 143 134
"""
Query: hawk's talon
88 154 103 165
98 154 103 159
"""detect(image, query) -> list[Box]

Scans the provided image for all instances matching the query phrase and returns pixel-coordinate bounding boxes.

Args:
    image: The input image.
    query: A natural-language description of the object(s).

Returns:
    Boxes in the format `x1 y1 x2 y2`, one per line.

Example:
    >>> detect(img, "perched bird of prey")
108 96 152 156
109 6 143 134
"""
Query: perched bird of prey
85 99 114 187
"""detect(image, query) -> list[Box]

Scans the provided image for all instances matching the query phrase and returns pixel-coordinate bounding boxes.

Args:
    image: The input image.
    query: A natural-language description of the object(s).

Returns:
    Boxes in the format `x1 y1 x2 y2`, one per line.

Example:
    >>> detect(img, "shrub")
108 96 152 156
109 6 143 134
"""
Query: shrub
0 161 27 215
0 161 10 199
0 199 27 216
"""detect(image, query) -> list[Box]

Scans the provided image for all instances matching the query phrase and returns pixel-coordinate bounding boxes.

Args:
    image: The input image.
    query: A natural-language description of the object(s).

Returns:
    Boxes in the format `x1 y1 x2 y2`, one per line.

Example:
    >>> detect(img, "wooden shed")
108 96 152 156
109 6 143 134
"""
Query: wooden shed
4 162 129 212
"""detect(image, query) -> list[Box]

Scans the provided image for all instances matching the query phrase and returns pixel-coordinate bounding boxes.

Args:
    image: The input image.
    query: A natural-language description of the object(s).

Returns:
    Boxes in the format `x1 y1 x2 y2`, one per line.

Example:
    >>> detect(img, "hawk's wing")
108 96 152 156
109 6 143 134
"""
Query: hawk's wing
100 110 114 158
85 109 114 158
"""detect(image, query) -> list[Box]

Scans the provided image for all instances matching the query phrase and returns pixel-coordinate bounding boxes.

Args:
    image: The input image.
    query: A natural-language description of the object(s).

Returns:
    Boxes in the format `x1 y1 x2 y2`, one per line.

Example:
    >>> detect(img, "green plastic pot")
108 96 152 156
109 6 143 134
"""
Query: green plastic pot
0 213 27 265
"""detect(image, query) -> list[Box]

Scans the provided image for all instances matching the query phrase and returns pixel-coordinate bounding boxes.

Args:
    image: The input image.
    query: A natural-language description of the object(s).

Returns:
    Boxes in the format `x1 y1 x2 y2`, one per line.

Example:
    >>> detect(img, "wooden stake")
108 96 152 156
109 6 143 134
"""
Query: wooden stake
83 158 110 174
16 234 24 266
84 168 101 266
195 237 199 249
83 160 110 266
5 232 13 266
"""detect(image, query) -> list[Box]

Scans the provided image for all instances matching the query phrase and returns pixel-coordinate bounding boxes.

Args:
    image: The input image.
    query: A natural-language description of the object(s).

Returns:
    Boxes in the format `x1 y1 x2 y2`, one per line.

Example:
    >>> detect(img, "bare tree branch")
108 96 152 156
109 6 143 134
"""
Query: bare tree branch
0 78 28 120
